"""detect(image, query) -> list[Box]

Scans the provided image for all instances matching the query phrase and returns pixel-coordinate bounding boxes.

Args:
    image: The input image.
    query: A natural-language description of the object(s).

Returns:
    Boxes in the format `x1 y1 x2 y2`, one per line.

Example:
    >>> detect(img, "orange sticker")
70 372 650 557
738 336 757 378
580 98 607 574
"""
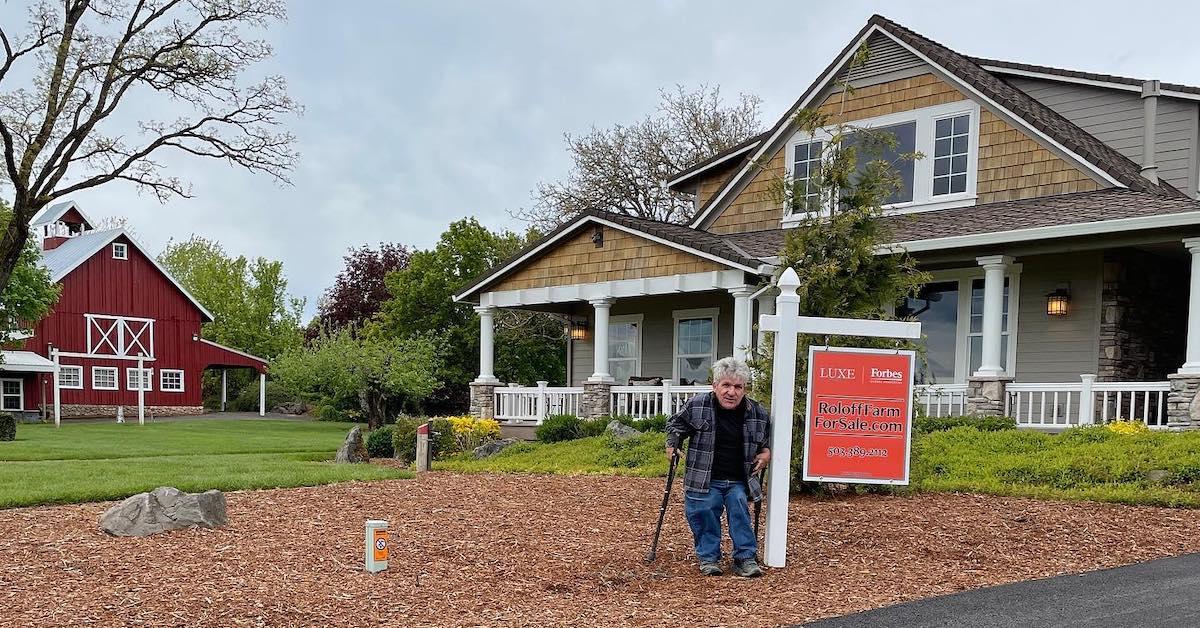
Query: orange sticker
372 529 389 562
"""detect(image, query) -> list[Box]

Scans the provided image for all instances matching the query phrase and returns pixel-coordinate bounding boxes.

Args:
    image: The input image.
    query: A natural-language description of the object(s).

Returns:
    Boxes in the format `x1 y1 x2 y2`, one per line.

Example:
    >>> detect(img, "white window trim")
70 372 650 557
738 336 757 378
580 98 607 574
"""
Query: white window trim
1 378 23 411
59 365 83 390
126 367 154 391
160 369 185 393
608 314 643 381
920 265 1022 383
112 242 128 260
782 100 982 227
91 366 119 391
672 307 721 382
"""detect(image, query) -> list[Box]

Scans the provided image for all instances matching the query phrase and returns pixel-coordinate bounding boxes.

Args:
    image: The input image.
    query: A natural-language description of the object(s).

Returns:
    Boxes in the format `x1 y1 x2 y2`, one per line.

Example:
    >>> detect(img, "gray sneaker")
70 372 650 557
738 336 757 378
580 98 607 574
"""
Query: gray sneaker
699 561 723 576
732 557 763 578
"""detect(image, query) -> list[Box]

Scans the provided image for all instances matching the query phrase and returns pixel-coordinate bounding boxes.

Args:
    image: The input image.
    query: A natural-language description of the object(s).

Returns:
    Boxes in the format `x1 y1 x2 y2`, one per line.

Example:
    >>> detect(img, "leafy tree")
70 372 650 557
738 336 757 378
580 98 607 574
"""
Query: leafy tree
378 218 566 414
748 46 930 489
0 202 60 345
271 328 439 429
517 85 762 228
0 0 298 297
158 235 304 361
317 243 411 332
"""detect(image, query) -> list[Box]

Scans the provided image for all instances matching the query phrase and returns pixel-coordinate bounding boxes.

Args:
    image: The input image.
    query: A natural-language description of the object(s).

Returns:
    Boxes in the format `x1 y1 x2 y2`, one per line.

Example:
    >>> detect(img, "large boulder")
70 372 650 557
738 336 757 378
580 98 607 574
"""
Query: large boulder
271 401 307 415
99 487 228 537
606 420 642 440
473 438 521 459
335 426 369 463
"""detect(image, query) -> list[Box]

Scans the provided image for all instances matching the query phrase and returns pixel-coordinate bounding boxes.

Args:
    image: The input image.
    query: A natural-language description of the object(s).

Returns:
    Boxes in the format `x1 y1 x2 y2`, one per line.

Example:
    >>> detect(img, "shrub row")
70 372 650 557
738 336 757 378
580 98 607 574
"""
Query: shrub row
0 412 14 441
535 414 667 443
914 415 1015 434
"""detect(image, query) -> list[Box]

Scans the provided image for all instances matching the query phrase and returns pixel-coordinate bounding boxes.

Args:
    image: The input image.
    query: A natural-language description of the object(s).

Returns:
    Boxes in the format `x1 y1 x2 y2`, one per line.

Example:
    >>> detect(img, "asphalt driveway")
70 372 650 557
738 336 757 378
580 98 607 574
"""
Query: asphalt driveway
804 552 1200 627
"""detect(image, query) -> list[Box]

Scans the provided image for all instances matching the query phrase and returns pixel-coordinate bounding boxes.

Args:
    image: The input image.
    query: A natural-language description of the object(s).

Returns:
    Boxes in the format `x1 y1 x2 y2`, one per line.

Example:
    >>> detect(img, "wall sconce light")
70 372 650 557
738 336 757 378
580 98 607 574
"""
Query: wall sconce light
1046 287 1071 317
192 333 199 341
568 317 588 341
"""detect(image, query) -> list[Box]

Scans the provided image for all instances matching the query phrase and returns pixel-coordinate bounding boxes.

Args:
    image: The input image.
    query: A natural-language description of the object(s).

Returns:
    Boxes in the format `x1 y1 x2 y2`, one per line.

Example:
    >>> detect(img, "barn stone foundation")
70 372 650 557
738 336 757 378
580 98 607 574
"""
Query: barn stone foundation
43 404 206 419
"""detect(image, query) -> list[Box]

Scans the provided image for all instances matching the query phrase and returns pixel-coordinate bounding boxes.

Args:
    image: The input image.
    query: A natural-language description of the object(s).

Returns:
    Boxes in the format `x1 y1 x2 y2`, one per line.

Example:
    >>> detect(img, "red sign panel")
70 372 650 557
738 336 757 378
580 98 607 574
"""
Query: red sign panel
803 347 915 485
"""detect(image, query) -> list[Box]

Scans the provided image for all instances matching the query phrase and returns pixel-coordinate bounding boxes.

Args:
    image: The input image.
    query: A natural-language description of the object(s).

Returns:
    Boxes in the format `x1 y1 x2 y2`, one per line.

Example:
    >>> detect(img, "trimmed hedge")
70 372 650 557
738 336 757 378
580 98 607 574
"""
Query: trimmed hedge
536 414 583 443
0 412 14 441
914 415 1016 434
366 425 395 459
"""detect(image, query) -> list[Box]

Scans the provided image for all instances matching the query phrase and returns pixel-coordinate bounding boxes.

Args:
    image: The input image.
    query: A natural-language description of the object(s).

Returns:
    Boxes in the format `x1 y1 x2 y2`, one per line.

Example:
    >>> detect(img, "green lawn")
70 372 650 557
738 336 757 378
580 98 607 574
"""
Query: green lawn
445 426 1200 508
0 420 412 508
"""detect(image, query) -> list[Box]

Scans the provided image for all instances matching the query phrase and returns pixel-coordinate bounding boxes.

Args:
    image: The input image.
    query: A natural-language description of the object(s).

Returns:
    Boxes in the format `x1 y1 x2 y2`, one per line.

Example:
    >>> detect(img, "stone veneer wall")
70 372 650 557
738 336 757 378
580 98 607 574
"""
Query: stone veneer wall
48 404 206 419
582 382 612 419
469 382 498 420
1098 249 1187 381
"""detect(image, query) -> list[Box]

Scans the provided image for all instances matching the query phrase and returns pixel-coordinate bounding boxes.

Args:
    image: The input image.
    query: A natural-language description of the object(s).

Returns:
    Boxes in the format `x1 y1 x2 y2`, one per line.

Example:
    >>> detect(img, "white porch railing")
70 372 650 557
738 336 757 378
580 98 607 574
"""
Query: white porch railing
611 383 710 418
1006 376 1171 429
913 384 969 417
494 382 584 423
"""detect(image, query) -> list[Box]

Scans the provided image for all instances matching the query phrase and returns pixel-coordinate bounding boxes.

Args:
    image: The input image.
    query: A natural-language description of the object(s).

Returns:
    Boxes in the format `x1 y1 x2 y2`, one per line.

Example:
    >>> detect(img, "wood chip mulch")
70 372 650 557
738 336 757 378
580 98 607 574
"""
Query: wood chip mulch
3 472 1200 627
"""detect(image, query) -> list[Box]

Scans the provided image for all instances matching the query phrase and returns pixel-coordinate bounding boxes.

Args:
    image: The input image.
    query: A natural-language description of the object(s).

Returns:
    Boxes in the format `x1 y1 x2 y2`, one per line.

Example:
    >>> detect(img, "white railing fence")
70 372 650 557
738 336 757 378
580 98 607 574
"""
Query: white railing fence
493 382 583 423
913 384 969 417
1006 375 1170 429
611 383 710 419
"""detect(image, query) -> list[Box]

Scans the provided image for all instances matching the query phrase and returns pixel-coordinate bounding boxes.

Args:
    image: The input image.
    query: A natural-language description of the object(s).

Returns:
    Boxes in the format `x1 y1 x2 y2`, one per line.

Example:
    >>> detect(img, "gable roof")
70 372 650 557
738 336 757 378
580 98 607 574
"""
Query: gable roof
666 132 767 191
30 200 96 228
453 210 766 302
41 228 215 322
973 56 1200 101
689 14 1182 231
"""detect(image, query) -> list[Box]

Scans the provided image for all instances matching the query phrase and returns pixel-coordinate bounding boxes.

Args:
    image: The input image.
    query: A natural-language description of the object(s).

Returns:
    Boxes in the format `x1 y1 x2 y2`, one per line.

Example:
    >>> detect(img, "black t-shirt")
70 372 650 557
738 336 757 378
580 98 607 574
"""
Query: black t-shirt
711 398 746 482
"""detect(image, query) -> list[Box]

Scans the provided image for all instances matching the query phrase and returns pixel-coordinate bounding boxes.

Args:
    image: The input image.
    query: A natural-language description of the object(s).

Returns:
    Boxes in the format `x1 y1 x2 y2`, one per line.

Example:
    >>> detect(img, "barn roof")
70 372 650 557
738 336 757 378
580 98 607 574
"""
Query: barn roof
40 228 216 322
30 200 96 228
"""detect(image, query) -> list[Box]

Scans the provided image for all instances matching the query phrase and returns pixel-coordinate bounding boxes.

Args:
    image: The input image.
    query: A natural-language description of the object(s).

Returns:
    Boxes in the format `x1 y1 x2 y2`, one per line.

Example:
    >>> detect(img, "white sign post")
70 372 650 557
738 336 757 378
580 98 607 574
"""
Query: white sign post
757 267 922 568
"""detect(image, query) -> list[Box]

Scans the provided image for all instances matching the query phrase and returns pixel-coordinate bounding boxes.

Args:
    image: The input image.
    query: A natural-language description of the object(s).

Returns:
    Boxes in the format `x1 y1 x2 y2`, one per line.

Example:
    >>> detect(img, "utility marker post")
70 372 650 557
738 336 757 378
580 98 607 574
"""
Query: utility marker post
757 268 921 568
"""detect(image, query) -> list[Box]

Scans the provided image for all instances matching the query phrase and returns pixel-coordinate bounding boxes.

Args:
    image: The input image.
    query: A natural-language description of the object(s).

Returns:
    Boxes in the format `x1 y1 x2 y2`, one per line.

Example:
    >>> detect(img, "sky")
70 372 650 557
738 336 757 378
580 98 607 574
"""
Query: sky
5 0 1200 319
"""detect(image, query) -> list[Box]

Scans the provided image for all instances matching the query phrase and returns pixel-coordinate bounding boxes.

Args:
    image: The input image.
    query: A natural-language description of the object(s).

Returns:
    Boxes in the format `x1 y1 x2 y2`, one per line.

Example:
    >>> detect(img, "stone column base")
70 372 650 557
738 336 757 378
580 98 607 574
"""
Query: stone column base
582 381 612 419
1167 374 1200 429
469 382 499 420
965 376 1013 417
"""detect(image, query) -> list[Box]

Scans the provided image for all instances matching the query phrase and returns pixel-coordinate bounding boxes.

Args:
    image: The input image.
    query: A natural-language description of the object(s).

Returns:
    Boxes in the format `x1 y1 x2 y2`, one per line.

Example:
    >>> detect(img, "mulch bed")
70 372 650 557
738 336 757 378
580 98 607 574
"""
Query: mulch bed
3 473 1200 627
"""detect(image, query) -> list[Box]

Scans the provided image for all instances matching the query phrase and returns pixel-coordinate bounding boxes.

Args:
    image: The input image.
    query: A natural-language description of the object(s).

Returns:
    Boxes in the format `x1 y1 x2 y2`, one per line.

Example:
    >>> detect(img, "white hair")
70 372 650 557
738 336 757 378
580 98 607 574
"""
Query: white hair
711 356 751 384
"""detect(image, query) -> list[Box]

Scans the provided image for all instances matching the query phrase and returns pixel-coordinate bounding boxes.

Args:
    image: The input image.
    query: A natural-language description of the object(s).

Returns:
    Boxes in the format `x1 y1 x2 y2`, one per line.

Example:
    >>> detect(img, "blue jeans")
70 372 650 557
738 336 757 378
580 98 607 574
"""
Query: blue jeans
683 479 757 562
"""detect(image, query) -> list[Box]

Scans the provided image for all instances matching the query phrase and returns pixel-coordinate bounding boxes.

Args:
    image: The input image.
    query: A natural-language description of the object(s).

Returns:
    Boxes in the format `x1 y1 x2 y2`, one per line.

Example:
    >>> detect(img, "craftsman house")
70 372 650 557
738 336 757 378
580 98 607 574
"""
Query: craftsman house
0 201 268 421
456 14 1200 430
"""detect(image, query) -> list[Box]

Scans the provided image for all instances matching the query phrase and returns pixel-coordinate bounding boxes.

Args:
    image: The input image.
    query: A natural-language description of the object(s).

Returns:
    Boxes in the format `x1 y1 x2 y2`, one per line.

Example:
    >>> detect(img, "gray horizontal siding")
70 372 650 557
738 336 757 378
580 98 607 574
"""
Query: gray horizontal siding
1009 77 1199 195
845 32 926 83
569 293 734 386
1014 252 1102 382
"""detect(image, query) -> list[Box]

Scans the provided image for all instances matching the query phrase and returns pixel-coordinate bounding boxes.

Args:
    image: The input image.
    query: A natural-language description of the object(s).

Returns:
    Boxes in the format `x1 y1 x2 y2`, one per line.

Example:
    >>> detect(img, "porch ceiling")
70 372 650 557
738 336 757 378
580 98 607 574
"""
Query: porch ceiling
479 269 756 309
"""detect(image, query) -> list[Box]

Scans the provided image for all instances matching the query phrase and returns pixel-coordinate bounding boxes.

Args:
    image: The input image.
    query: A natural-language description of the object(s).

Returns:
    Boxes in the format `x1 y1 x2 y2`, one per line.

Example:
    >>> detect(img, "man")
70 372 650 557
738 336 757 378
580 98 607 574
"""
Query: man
666 356 771 577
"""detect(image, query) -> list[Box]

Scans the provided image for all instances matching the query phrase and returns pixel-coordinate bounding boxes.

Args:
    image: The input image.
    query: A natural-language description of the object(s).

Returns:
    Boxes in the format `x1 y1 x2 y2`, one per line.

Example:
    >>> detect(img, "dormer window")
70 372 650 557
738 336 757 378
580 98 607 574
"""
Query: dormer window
783 100 980 226
112 243 128 260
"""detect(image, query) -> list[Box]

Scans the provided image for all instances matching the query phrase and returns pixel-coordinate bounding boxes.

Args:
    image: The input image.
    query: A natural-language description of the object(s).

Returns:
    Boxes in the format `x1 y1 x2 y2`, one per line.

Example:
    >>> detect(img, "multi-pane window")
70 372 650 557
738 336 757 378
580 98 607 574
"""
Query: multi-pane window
160 369 184 392
92 367 118 390
791 141 824 212
675 313 716 385
59 365 83 389
112 242 128 260
933 114 970 195
126 368 153 391
1 380 21 411
607 317 640 385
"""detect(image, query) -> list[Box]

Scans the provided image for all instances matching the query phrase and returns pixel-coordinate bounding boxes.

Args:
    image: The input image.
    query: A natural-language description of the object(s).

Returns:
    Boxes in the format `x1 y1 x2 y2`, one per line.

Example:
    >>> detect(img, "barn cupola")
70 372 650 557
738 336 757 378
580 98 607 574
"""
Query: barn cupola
30 201 96 251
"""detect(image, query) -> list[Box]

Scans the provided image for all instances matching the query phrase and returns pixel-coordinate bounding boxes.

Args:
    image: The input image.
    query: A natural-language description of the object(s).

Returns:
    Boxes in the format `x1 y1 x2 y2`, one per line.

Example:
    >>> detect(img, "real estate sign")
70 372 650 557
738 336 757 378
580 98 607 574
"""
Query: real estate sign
803 347 915 485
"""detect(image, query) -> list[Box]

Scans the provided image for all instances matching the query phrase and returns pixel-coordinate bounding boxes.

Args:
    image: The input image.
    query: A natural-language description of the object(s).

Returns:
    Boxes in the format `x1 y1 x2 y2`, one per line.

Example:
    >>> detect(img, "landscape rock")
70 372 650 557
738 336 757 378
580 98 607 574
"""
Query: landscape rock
99 487 228 537
606 420 641 440
335 426 369 463
271 401 307 415
473 438 521 459
1147 469 1171 485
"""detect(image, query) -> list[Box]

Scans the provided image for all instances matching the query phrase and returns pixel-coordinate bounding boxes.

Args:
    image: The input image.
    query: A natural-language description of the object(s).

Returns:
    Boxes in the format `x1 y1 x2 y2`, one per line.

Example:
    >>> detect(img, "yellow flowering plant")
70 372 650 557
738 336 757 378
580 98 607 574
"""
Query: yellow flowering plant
1105 420 1150 435
444 416 501 452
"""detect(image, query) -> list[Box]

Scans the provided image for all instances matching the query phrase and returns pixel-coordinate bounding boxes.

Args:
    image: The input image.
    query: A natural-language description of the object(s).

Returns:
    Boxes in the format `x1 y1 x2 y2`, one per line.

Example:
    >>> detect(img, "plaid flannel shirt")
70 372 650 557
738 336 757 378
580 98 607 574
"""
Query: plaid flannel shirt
665 391 772 502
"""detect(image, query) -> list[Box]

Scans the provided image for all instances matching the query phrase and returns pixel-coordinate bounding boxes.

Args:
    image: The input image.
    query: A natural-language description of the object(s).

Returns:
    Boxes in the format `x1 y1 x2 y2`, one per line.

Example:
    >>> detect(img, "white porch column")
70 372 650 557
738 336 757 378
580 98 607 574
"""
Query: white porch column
756 289 776 354
137 356 145 425
51 348 60 428
974 255 1012 377
1180 239 1200 373
259 372 266 417
474 305 499 384
588 297 615 382
220 369 228 412
730 286 755 362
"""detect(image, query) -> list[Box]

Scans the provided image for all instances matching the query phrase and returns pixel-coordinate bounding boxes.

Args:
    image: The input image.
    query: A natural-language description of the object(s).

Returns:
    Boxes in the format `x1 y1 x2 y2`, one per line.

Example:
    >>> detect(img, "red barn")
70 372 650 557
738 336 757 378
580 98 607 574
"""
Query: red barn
0 201 268 421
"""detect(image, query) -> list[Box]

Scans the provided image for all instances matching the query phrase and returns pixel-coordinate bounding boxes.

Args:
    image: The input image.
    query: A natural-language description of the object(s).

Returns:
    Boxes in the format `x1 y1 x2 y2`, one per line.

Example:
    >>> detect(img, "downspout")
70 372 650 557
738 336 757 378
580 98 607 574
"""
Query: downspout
1142 79 1161 184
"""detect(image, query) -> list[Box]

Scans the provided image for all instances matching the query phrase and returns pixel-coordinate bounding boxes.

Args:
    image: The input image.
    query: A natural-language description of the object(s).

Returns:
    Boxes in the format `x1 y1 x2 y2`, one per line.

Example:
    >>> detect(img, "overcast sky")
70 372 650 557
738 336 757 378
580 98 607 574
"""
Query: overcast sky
6 0 1200 319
